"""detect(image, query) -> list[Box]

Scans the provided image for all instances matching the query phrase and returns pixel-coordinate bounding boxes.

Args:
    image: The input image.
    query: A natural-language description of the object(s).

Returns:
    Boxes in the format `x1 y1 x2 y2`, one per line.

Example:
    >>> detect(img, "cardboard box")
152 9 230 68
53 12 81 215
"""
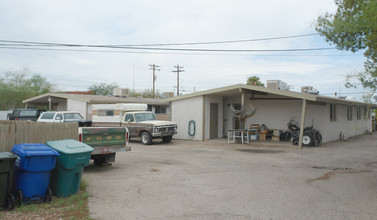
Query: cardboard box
249 134 258 141
259 133 266 141
271 136 280 141
273 129 280 137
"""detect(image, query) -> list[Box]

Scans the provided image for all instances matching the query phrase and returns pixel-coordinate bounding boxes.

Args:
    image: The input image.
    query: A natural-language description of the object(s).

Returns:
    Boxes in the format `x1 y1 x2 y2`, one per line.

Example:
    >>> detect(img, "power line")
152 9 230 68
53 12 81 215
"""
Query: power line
0 37 336 52
0 46 355 57
0 33 319 47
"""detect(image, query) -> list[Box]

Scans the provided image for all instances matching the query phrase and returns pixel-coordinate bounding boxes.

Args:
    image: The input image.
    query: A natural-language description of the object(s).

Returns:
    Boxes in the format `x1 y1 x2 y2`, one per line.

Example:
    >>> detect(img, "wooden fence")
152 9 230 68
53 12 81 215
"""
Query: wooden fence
0 121 78 152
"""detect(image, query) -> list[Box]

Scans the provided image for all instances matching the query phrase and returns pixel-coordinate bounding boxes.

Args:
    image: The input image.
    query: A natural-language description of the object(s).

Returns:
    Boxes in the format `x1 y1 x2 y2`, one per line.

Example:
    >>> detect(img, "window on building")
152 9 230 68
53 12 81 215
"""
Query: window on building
357 106 361 120
98 110 114 116
347 106 353 120
232 103 241 110
364 107 370 119
147 105 152 111
155 106 167 114
330 104 337 121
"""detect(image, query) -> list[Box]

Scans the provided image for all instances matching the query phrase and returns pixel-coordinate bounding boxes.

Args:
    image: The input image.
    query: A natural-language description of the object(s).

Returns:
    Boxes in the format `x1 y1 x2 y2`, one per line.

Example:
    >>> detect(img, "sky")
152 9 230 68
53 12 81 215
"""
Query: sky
0 0 370 100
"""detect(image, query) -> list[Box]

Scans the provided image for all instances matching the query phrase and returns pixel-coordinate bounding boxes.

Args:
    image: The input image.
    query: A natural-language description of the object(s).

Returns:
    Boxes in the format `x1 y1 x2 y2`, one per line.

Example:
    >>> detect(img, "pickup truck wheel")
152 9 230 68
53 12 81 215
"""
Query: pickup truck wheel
162 136 172 143
141 132 152 145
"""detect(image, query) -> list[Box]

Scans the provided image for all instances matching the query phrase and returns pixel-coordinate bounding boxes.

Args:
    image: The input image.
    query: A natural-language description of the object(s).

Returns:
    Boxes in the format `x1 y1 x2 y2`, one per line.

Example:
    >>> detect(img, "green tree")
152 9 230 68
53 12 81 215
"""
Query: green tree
0 68 53 109
315 0 377 99
88 82 119 96
246 76 265 87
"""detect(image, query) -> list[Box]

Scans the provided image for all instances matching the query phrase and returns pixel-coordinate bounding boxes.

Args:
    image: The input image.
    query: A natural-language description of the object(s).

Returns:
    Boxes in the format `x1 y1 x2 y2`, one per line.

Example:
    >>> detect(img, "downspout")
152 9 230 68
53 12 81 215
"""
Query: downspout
202 95 205 141
298 99 307 149
86 102 89 120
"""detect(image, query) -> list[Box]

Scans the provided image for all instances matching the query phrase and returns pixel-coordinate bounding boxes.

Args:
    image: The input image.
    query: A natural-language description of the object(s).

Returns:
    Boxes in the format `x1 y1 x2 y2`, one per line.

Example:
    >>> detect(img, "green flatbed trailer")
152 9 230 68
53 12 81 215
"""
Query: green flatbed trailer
78 127 130 165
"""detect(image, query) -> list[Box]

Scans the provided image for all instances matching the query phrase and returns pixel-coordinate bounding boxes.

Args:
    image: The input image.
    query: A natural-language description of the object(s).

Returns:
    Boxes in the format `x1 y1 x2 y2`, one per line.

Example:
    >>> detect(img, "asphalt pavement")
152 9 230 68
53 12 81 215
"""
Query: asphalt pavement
84 134 377 220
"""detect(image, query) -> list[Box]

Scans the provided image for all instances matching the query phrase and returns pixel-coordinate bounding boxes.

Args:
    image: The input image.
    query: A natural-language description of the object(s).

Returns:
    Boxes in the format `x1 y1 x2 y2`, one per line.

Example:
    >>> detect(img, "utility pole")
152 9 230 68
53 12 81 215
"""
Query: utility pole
149 64 160 97
172 65 184 96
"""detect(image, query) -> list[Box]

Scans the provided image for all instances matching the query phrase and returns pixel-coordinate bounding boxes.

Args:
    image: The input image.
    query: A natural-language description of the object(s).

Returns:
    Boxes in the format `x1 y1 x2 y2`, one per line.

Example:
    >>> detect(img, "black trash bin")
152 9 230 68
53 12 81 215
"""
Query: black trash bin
0 152 16 210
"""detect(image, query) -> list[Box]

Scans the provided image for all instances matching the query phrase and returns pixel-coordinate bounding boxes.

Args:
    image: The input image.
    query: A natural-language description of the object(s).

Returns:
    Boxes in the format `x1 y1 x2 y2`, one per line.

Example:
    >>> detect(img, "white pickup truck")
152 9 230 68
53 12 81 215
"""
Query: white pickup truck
91 103 177 145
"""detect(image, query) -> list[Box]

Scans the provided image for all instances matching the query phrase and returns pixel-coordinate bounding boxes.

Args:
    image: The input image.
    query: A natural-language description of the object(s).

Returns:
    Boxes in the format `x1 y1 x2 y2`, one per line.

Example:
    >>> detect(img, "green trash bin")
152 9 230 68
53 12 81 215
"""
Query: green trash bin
45 139 93 197
0 152 16 210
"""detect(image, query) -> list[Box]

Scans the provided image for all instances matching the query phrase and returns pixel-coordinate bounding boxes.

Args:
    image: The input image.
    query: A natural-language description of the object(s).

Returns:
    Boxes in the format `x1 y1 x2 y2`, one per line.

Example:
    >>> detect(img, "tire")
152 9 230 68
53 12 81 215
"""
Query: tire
302 132 315 147
140 132 152 145
315 132 322 145
7 194 15 210
15 190 23 207
279 131 291 141
162 136 172 143
94 157 105 166
45 187 52 203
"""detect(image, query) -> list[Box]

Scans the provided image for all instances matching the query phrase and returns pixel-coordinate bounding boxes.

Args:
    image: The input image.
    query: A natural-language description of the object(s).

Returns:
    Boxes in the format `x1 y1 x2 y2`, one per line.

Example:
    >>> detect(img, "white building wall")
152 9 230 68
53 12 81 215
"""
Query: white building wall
245 100 302 130
225 97 372 143
67 99 88 119
204 95 224 140
171 96 203 140
56 101 67 111
318 104 371 143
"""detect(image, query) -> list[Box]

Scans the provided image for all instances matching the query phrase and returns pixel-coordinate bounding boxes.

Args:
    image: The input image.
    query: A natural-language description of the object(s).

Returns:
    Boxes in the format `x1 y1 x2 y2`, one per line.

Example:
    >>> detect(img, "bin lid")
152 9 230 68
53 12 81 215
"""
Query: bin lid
0 152 16 160
45 139 94 154
11 143 60 157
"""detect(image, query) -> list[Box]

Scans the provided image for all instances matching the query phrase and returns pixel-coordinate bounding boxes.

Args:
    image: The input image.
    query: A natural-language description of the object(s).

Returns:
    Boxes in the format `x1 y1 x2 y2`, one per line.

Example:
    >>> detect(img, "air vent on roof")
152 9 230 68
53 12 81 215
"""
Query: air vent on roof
266 80 290 90
301 86 319 95
113 88 129 97
162 92 174 98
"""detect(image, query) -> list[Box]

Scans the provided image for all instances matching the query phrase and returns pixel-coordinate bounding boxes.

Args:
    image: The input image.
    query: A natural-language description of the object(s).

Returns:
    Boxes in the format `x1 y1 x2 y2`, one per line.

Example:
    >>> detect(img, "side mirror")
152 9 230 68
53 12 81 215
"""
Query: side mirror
56 116 62 120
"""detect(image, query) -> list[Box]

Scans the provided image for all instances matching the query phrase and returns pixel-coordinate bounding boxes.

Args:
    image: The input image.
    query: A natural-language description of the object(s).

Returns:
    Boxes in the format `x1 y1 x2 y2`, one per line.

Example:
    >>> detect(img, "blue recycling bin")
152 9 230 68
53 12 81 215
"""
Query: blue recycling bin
11 143 59 204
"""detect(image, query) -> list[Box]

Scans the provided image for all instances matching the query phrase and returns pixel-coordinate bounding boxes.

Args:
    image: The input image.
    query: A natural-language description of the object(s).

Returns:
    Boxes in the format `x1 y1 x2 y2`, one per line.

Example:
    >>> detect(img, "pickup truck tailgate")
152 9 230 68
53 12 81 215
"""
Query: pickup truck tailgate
79 127 130 154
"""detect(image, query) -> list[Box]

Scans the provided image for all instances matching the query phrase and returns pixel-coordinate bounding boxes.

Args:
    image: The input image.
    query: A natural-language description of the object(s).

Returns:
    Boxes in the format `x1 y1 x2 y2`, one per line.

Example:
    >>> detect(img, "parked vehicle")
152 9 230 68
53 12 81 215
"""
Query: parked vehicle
92 103 177 145
37 111 92 127
280 119 322 147
7 109 45 121
78 127 130 165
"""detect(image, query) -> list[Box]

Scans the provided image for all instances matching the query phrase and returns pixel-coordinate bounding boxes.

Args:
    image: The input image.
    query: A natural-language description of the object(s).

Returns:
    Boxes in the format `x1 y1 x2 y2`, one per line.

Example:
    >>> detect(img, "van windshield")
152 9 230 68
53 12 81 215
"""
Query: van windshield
134 113 156 122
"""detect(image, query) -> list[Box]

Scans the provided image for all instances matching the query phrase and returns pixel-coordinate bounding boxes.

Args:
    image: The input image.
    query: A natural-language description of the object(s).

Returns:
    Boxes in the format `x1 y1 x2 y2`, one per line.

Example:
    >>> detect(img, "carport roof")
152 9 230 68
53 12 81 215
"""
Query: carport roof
23 92 169 106
166 84 374 106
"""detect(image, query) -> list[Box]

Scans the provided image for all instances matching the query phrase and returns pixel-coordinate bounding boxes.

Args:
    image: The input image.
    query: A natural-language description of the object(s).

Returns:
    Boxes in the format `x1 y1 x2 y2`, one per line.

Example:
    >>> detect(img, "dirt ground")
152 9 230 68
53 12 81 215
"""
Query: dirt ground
84 134 377 220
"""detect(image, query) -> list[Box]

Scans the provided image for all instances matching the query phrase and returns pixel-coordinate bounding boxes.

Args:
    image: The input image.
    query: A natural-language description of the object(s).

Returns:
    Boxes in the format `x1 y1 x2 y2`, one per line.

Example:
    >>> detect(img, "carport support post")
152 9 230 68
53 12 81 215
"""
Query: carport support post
239 88 245 129
298 99 307 149
48 96 51 111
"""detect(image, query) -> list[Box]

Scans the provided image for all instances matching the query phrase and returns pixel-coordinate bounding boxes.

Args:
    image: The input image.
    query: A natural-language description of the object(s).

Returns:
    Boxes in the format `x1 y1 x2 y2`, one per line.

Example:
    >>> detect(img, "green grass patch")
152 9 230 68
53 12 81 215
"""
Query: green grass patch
0 178 90 219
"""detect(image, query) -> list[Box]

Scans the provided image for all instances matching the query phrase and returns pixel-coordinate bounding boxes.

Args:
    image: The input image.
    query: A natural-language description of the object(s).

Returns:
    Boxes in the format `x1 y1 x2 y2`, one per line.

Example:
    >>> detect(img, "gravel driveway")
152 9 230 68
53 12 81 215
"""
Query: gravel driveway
84 134 377 220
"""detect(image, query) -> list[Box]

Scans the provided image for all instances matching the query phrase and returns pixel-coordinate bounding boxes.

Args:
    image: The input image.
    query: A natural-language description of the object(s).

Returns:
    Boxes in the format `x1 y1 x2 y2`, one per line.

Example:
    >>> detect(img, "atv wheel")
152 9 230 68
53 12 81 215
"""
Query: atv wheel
302 133 315 147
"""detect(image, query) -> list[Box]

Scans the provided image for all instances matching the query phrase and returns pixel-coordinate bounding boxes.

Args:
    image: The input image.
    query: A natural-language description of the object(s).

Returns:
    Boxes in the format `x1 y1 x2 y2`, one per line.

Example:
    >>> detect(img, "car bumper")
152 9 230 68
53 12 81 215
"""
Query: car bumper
152 131 177 137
